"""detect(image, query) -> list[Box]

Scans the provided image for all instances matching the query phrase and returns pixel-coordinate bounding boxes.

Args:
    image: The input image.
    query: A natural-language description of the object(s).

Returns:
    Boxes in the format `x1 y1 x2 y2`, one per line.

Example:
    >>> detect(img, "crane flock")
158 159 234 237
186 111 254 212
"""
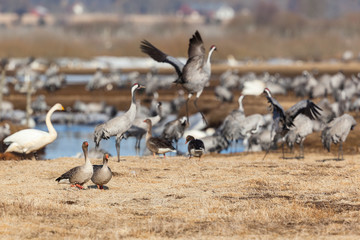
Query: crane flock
1 30 359 190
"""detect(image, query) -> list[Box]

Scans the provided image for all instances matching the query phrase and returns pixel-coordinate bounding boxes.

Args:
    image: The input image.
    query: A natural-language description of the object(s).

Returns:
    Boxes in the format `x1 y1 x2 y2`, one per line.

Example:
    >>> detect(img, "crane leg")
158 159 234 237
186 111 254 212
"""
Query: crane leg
194 97 208 125
135 138 141 156
263 130 274 160
338 141 343 161
185 93 192 123
115 137 122 162
299 140 304 159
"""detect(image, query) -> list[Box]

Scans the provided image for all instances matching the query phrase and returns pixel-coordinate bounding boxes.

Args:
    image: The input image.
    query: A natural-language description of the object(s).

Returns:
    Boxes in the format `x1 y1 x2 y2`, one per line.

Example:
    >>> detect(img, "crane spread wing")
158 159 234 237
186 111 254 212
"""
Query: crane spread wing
266 96 286 121
140 40 184 77
187 30 205 59
286 100 322 123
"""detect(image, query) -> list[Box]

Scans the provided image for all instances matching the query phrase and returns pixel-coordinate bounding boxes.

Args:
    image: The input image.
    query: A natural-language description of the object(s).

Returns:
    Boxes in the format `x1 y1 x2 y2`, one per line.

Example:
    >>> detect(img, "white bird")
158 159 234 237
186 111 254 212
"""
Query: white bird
141 30 216 124
93 83 145 162
4 103 64 159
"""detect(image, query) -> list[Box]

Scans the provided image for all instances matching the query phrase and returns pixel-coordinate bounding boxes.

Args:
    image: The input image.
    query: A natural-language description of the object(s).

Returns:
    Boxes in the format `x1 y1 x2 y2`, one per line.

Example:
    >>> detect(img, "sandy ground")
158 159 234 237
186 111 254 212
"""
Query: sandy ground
0 151 360 239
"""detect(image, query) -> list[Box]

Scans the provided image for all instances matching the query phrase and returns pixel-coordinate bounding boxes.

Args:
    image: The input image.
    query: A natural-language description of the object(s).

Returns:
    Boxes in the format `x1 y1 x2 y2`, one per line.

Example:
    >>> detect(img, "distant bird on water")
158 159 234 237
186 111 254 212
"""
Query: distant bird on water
185 135 205 160
140 30 217 125
91 153 112 190
56 141 93 189
144 119 176 158
4 103 64 159
93 83 145 162
321 113 356 161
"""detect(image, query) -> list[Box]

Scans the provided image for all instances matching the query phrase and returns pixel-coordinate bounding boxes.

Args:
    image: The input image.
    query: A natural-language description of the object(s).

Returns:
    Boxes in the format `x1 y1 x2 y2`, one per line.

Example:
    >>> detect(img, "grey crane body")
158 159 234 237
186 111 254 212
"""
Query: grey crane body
91 153 112 189
140 30 216 124
285 115 324 158
218 95 245 142
56 141 93 189
321 113 356 160
93 83 145 161
161 116 188 151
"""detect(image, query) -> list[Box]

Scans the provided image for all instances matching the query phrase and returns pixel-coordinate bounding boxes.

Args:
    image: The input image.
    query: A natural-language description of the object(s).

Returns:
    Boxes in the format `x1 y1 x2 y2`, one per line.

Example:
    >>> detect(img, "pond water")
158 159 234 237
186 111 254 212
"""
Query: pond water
35 124 189 159
35 123 245 159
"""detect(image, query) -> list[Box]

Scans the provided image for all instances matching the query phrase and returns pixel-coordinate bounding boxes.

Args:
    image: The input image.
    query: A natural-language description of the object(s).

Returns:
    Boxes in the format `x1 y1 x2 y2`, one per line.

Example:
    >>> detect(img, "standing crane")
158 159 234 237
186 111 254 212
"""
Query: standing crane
140 30 216 125
93 83 145 162
263 88 322 159
321 113 356 161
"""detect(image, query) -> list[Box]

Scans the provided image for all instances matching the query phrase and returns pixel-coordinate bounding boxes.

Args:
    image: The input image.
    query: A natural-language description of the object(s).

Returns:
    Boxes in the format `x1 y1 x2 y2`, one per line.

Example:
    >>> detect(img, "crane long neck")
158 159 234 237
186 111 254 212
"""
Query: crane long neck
45 105 57 136
238 96 244 113
206 47 216 66
128 88 137 115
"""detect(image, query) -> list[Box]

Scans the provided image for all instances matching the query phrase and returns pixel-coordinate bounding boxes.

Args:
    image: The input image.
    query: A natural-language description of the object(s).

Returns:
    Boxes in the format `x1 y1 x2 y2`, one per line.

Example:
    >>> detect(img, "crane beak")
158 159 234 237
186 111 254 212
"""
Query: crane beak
138 84 145 89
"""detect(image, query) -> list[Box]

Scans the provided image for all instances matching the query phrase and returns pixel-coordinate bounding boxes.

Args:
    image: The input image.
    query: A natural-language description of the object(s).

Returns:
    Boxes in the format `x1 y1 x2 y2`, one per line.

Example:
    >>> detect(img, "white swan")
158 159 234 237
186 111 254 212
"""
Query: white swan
4 103 64 156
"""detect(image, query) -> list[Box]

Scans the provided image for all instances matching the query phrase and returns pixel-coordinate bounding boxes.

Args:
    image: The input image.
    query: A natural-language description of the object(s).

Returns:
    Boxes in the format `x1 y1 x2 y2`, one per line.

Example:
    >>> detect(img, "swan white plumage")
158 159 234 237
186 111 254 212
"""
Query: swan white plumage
4 103 64 156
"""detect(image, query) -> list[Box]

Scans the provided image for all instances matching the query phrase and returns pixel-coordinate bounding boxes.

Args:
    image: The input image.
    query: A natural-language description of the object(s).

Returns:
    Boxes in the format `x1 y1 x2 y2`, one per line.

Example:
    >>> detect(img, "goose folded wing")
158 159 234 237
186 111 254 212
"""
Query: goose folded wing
56 166 79 181
190 139 205 150
151 137 175 149
140 40 184 77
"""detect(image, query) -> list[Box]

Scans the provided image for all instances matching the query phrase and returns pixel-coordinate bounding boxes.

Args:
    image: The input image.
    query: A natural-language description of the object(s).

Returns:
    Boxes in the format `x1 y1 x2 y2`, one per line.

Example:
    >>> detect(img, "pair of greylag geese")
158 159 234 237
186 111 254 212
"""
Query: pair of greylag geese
56 141 112 189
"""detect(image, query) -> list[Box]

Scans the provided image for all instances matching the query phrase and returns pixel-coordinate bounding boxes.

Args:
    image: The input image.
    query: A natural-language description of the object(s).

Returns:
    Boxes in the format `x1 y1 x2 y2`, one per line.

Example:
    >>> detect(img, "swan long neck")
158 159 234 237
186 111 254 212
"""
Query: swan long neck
45 105 57 136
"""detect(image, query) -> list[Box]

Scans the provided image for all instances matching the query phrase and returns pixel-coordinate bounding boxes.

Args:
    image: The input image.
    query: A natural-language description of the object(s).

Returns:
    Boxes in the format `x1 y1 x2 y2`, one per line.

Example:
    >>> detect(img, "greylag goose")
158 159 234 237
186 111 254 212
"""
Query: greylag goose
140 30 216 125
144 119 176 158
93 83 145 161
91 153 112 189
4 103 64 159
55 141 93 189
125 102 162 153
321 113 356 161
185 135 205 160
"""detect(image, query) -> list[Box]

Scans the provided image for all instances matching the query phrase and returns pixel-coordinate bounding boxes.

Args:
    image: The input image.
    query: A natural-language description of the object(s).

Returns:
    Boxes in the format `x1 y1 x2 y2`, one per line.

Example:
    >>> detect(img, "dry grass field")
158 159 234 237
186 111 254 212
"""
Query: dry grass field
0 151 360 239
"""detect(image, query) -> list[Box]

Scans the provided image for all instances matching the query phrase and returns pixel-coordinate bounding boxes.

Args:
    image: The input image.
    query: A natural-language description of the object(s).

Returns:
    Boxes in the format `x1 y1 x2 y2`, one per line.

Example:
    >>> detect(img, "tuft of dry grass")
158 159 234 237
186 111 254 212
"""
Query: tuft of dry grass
0 152 360 239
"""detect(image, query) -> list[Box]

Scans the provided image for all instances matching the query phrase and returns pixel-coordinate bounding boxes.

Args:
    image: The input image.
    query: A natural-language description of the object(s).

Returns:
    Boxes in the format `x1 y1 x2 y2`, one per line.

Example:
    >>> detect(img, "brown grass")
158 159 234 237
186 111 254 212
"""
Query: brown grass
0 152 360 239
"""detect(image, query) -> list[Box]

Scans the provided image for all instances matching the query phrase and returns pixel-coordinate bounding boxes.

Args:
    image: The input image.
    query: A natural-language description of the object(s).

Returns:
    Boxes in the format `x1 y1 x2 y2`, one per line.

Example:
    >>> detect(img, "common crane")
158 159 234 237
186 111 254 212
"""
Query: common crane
93 83 145 162
140 30 216 125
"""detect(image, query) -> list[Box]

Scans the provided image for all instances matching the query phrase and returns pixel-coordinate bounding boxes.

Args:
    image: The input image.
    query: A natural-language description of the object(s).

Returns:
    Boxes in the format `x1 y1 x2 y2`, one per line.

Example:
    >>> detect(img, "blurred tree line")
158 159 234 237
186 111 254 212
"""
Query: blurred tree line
1 0 360 18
